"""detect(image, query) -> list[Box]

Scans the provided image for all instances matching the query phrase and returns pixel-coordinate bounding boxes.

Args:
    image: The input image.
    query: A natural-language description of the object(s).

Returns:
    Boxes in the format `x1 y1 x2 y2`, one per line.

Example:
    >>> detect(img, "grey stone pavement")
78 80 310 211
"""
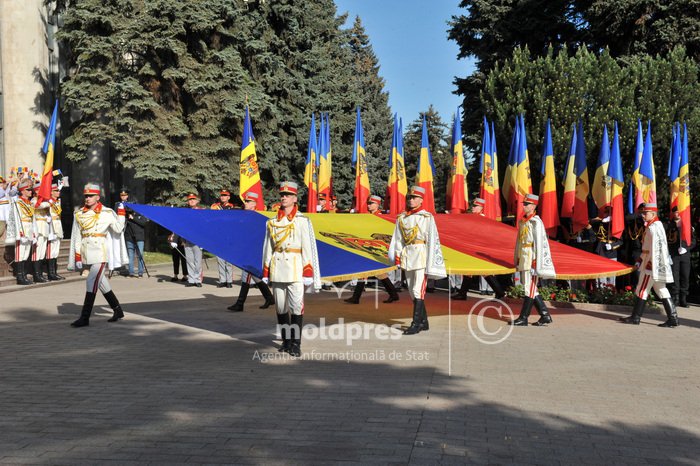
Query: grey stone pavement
1 264 700 465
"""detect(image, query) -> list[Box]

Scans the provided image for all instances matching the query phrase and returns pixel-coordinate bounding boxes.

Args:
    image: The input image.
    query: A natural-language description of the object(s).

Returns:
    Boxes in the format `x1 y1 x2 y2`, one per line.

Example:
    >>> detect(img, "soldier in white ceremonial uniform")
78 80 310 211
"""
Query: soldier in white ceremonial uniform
5 179 36 285
45 182 66 280
261 181 320 357
68 184 128 327
227 191 275 312
33 181 65 281
510 194 556 326
620 203 679 327
388 185 447 335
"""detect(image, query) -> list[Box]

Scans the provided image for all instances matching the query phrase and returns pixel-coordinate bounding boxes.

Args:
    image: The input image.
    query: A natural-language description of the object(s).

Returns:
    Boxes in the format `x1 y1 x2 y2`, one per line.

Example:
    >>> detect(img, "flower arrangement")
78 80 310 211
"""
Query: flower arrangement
505 283 656 308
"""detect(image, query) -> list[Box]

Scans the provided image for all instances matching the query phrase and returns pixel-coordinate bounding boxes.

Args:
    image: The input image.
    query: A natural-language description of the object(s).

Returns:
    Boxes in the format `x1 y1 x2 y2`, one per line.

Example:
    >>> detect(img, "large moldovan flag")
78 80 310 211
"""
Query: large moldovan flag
416 115 436 213
539 119 559 237
35 100 59 207
240 106 265 210
447 109 468 213
304 114 318 213
352 107 370 213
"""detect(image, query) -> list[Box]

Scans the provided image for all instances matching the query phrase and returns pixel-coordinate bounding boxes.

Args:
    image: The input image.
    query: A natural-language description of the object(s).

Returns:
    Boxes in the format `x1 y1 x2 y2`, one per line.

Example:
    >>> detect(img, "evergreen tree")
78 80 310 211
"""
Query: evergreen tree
481 46 700 209
55 0 393 206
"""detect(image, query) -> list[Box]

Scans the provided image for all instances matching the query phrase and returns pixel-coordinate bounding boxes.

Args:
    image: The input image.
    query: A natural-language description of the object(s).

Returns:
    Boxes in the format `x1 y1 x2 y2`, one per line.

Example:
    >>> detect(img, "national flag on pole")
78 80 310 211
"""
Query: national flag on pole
240 106 265 210
638 120 657 205
609 122 625 239
318 113 333 203
304 114 319 213
514 114 532 220
35 100 59 207
679 123 692 245
572 120 590 234
387 115 408 214
352 107 370 213
416 115 436 213
539 119 559 237
669 123 681 214
627 180 635 214
446 109 468 213
592 124 611 212
631 119 643 211
502 115 519 216
490 120 502 221
479 116 496 219
560 124 577 218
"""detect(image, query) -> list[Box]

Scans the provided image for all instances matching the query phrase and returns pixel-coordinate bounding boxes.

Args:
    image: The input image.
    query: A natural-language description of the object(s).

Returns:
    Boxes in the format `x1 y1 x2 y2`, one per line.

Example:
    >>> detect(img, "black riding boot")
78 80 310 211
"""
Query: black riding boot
381 278 399 303
32 260 49 283
403 299 425 335
345 281 365 304
228 283 249 312
15 261 33 285
71 292 96 327
658 298 679 327
509 297 534 326
619 296 646 324
485 275 506 299
679 293 689 308
289 314 303 357
420 300 429 331
277 313 291 353
532 295 553 326
258 281 275 309
104 290 125 322
451 277 469 300
47 258 65 280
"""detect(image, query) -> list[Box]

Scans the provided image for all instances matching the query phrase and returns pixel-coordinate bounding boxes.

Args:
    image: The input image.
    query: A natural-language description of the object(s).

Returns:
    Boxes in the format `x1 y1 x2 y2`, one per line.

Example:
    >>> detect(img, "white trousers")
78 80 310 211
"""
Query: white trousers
635 270 671 300
273 282 304 316
85 263 112 294
519 270 540 298
405 268 427 300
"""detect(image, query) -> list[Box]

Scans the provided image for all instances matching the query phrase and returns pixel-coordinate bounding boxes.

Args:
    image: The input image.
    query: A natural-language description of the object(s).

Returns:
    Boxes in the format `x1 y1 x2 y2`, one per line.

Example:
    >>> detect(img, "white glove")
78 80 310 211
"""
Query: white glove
605 243 612 250
530 268 537 277
576 236 582 243
170 242 178 249
75 261 83 270
19 236 30 244
679 246 687 255
48 233 57 241
117 202 124 209
46 216 52 224
262 277 269 285
31 237 37 245
303 277 314 286
602 216 611 223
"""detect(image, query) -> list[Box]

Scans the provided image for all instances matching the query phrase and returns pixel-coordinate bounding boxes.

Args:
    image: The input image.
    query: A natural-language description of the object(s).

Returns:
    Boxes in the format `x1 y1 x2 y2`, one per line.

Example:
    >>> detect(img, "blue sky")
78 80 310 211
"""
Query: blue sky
334 0 474 125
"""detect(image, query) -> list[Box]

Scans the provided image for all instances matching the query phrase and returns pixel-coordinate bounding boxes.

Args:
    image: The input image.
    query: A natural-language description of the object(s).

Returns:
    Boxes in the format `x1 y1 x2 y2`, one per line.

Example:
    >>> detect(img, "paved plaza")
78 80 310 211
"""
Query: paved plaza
1 265 699 465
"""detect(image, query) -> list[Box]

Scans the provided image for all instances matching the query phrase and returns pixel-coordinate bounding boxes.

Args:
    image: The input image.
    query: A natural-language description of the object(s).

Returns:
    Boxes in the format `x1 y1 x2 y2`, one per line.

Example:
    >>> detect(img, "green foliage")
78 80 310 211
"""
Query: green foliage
480 46 700 211
56 0 393 205
506 282 653 308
